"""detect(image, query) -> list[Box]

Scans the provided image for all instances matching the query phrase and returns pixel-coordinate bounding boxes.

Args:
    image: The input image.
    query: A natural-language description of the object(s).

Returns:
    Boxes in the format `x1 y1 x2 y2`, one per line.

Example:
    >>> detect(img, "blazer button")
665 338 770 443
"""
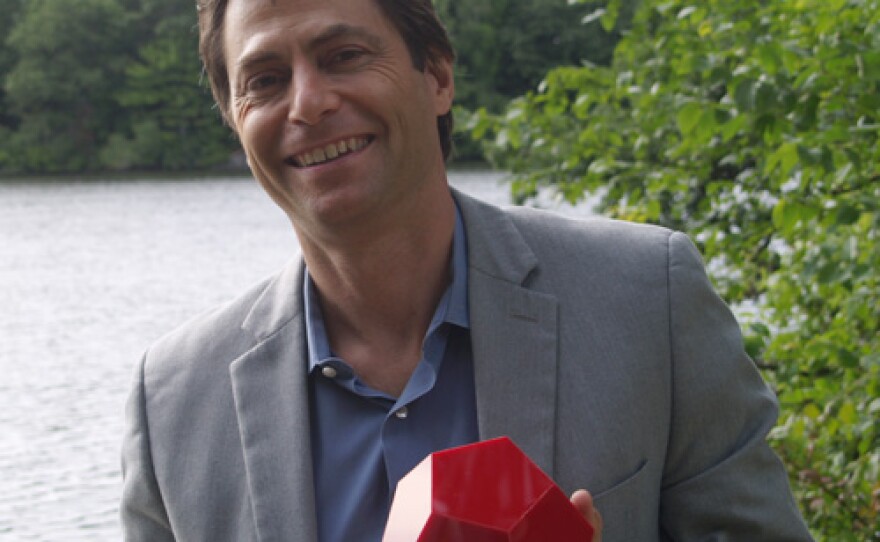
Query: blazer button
321 366 338 379
394 406 409 419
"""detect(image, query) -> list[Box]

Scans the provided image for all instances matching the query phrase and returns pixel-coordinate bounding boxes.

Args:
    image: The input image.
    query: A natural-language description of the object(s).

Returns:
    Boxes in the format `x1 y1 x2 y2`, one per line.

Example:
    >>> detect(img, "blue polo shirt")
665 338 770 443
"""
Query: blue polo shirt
305 207 479 542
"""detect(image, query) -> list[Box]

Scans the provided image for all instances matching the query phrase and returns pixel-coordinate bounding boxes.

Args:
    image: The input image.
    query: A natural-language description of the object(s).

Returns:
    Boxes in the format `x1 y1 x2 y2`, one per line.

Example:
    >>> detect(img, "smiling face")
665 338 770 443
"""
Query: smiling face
223 0 454 240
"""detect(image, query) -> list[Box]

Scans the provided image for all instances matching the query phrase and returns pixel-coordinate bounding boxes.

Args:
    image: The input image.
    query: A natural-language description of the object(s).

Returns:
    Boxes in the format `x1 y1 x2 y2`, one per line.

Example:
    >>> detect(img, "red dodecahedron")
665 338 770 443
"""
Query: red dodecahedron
382 437 594 542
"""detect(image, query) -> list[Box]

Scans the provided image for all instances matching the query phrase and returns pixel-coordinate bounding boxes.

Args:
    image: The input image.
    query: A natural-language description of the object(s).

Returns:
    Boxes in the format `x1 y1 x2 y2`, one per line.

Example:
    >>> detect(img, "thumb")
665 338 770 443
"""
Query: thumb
570 489 603 542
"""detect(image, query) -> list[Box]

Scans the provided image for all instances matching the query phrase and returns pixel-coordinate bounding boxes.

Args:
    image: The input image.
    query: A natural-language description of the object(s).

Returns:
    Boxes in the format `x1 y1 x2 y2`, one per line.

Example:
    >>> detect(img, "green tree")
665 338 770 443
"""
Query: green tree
0 0 25 170
4 0 129 172
472 0 879 538
1 0 235 174
437 0 630 111
100 4 236 170
435 0 634 160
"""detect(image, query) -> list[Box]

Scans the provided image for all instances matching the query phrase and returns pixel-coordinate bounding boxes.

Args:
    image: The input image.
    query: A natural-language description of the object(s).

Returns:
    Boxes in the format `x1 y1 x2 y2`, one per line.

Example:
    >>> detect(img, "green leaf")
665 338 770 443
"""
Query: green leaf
677 102 704 135
600 0 619 32
838 402 857 424
837 349 860 369
734 79 756 112
834 204 861 226
755 81 779 113
721 114 748 142
772 197 809 234
803 403 822 420
750 322 772 337
766 142 799 177
757 43 782 75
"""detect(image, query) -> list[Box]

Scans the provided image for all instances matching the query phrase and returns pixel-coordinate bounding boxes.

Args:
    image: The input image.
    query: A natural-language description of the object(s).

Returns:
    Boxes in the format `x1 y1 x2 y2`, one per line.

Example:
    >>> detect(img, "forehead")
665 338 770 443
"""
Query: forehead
223 0 396 63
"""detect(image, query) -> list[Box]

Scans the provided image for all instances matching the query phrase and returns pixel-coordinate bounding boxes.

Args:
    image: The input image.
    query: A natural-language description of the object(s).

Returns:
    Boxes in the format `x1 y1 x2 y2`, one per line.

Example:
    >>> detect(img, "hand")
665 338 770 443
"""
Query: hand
570 489 603 542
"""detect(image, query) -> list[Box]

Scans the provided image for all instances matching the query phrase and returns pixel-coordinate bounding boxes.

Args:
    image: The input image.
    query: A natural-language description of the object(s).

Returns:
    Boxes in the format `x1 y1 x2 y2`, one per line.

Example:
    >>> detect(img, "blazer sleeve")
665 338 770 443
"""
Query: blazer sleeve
659 232 813 540
120 353 176 542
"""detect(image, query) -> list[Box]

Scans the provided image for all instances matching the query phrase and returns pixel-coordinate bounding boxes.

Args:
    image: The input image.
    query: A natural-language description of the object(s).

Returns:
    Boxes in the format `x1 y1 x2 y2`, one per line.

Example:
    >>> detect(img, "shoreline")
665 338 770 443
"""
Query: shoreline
0 160 496 185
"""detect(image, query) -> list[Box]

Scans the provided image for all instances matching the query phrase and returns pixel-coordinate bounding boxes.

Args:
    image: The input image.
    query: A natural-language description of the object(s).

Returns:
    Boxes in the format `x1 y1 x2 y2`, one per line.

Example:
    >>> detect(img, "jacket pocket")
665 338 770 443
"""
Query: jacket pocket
592 460 655 541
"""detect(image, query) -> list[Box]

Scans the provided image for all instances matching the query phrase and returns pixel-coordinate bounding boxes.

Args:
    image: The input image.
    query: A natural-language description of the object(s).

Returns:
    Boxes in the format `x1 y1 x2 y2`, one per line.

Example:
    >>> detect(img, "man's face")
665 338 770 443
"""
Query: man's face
223 0 454 238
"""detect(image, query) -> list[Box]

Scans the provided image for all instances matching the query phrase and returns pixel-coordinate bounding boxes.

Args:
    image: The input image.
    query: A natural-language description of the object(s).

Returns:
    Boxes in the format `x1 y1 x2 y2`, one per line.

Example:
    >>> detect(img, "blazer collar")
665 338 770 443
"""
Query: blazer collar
454 189 560 479
241 257 305 341
453 188 538 284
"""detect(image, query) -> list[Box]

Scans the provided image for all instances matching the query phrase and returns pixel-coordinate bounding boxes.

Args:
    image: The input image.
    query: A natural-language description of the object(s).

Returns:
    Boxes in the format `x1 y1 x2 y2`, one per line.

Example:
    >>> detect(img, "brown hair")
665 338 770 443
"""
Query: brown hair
196 0 456 160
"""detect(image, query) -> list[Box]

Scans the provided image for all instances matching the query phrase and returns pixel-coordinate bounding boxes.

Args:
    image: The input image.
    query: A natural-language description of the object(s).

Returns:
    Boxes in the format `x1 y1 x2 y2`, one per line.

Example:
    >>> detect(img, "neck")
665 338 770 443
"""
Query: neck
296 184 457 396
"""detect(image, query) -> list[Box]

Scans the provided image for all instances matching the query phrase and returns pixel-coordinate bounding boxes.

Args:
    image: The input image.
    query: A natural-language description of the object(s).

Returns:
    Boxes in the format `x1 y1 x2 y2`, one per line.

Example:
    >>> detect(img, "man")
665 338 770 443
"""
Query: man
121 0 813 540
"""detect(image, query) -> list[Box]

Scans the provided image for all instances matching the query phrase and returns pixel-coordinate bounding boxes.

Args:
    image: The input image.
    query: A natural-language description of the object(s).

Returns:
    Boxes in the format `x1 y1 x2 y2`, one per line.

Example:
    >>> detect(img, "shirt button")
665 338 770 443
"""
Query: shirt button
394 407 409 419
321 366 337 379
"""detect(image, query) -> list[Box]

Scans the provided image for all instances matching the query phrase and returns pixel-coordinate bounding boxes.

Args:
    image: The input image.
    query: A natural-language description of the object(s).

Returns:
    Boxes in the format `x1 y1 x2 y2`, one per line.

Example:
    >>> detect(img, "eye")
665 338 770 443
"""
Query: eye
245 71 287 95
326 48 367 67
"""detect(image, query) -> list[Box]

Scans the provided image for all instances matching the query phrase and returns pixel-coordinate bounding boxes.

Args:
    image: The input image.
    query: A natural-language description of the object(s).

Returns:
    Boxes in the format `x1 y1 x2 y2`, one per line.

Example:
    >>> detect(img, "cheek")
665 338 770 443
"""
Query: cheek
239 108 280 159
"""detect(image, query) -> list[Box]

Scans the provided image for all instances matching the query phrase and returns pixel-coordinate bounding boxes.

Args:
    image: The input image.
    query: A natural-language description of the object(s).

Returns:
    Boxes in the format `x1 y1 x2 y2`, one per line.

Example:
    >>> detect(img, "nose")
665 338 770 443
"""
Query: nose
287 67 341 126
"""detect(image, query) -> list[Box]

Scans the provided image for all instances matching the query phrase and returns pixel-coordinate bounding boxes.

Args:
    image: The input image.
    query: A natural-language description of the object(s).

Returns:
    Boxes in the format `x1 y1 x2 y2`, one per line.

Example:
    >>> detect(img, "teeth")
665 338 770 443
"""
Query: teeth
294 136 369 167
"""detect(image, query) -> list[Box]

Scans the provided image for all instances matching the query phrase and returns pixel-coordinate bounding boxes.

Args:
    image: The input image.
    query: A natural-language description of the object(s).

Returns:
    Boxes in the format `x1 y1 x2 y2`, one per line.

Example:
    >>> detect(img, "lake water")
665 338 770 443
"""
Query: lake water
0 171 594 540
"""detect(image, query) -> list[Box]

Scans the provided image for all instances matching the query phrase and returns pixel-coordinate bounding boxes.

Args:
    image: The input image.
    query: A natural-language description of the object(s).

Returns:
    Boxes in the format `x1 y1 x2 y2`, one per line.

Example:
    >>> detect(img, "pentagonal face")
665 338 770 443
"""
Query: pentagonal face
509 485 594 542
429 437 554 531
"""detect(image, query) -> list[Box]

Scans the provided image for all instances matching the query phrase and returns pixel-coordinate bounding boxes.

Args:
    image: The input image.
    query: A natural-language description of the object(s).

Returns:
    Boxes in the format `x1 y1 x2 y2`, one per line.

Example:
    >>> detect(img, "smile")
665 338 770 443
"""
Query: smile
288 136 372 168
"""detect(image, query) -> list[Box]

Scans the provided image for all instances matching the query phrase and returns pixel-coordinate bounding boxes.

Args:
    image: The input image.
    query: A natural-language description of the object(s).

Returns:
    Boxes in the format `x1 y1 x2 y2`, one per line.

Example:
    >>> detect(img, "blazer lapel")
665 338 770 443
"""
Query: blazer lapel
230 260 319 542
454 190 560 478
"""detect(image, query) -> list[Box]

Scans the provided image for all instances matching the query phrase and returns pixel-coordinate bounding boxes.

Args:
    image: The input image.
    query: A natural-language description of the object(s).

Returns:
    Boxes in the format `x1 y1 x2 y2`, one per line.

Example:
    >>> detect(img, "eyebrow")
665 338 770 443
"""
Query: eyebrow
309 23 383 52
235 51 285 75
234 23 383 77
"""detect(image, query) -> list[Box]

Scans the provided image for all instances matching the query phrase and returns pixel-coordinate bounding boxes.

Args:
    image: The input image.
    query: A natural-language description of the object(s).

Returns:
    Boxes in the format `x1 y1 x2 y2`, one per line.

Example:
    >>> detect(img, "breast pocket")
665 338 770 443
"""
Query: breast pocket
592 460 657 542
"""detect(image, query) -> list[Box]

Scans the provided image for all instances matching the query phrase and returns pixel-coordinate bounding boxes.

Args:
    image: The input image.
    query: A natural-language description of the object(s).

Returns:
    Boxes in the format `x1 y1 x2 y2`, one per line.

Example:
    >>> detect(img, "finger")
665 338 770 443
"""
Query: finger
570 489 603 541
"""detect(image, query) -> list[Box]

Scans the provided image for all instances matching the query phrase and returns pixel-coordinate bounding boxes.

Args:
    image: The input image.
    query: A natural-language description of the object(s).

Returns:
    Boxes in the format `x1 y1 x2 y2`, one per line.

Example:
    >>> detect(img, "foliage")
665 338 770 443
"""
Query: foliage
4 0 129 172
0 0 628 172
0 0 234 174
470 0 880 538
0 0 24 168
0 0 23 115
434 0 635 161
101 6 235 170
435 0 629 112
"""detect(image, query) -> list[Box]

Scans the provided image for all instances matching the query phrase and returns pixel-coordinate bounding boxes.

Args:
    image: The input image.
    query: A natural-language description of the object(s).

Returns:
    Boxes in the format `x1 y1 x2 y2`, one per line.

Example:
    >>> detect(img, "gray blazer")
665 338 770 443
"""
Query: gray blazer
121 190 813 541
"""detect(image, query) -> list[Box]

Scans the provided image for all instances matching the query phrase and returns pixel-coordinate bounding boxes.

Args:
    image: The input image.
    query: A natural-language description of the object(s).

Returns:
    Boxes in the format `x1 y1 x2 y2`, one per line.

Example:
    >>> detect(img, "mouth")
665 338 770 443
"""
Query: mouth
285 136 373 168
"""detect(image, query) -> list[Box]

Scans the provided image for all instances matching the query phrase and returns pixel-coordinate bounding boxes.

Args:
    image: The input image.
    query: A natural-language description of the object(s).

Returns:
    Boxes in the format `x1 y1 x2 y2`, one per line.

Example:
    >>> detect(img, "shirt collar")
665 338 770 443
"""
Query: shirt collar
444 202 470 329
304 203 470 373
304 274 333 372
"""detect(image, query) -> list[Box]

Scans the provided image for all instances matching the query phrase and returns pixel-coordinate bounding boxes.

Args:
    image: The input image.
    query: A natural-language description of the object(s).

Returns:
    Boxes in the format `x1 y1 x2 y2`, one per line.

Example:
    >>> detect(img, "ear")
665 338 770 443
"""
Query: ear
425 55 455 116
